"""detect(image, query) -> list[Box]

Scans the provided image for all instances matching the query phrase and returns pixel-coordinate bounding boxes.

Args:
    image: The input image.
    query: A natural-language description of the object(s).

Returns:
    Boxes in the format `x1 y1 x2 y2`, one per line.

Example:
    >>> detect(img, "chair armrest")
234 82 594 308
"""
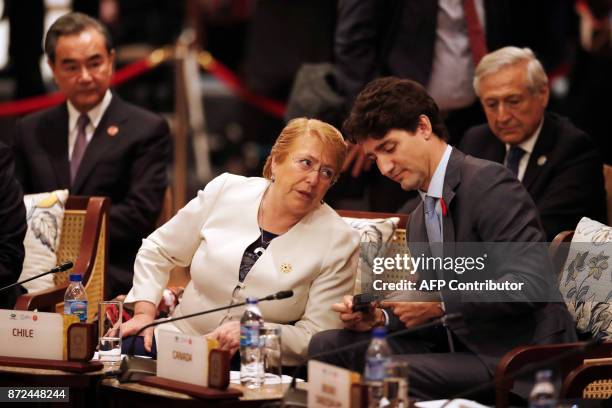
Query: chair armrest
495 341 612 408
561 360 612 398
14 283 69 312
71 196 109 285
14 196 109 313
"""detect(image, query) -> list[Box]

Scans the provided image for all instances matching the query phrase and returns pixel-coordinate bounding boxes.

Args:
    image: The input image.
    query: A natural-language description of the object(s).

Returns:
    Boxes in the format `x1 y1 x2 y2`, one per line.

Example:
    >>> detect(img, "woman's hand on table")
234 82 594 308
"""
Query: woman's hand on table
120 301 156 352
205 321 241 356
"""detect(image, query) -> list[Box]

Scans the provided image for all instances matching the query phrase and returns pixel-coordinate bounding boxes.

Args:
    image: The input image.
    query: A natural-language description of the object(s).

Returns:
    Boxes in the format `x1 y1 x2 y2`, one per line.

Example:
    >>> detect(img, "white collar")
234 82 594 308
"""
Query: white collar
505 119 543 155
419 144 453 201
67 90 113 133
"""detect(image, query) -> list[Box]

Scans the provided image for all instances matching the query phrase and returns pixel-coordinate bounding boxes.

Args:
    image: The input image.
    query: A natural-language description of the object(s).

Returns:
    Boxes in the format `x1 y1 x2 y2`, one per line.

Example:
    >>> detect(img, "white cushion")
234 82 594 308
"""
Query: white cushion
342 216 399 294
19 190 69 293
559 217 612 340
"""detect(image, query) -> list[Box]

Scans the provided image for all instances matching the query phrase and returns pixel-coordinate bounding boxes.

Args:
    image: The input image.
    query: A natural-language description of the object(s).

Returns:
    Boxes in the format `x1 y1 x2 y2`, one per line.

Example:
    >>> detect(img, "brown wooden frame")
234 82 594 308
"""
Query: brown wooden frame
494 230 611 407
14 196 110 312
561 360 612 398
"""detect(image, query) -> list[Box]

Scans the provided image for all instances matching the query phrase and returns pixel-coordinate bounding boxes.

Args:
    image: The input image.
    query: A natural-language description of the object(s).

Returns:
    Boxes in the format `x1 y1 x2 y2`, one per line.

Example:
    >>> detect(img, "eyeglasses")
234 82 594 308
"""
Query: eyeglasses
292 157 337 184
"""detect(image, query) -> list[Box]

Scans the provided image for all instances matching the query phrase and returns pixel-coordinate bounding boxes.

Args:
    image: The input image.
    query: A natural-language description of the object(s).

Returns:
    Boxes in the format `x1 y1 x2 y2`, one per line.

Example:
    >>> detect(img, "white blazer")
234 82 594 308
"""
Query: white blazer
125 173 360 365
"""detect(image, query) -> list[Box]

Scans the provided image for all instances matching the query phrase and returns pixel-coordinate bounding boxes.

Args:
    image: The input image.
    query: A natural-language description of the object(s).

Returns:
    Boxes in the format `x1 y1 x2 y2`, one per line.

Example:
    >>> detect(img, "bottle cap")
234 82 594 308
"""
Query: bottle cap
246 297 258 304
69 274 82 282
535 369 553 382
372 326 387 338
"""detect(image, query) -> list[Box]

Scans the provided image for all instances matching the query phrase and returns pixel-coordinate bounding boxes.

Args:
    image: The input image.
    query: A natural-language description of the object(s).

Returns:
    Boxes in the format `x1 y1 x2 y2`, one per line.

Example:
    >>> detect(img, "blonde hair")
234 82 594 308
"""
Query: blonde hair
263 118 347 181
473 47 548 96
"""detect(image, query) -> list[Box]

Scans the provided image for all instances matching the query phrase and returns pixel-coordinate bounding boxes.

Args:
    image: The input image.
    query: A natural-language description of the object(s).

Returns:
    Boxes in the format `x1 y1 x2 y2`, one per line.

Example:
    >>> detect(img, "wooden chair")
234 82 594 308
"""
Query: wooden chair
14 196 110 322
562 360 612 399
604 164 612 223
494 230 612 407
155 186 174 228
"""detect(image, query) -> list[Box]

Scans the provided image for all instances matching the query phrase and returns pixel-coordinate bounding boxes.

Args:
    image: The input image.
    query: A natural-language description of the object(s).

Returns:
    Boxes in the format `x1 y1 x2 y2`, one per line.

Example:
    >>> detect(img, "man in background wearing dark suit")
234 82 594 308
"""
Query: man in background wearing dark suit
460 47 607 240
309 77 576 401
12 13 171 298
332 0 560 213
0 143 27 309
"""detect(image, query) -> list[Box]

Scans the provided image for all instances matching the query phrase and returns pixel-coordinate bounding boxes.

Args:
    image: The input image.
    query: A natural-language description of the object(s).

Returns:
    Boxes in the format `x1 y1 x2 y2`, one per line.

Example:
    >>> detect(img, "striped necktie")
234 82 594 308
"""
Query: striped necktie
71 113 90 184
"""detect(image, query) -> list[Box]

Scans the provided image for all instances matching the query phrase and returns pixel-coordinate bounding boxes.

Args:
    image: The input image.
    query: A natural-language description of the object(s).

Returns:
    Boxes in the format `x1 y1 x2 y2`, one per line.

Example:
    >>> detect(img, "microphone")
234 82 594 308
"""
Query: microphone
0 261 74 293
117 290 294 382
281 313 463 407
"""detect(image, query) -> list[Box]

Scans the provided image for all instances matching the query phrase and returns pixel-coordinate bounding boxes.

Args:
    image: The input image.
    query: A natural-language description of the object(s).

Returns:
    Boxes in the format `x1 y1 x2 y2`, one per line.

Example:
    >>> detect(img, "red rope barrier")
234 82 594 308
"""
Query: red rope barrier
0 47 287 120
0 57 160 117
199 52 286 119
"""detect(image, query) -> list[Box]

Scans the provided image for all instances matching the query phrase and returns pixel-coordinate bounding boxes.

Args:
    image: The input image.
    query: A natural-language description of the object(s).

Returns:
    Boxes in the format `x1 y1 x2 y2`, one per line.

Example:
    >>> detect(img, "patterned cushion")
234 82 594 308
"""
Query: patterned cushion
559 217 612 340
19 190 69 293
342 217 399 294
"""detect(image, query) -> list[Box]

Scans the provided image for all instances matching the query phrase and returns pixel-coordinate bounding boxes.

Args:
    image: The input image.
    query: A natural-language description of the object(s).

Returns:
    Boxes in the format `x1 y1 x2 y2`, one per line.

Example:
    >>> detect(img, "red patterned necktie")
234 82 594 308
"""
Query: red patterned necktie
70 113 90 184
463 0 488 66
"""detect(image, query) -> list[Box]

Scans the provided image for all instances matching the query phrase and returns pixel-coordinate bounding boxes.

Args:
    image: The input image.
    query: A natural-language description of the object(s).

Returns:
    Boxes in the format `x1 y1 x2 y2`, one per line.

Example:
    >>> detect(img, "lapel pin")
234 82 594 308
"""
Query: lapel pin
280 263 292 274
107 125 119 137
537 155 547 166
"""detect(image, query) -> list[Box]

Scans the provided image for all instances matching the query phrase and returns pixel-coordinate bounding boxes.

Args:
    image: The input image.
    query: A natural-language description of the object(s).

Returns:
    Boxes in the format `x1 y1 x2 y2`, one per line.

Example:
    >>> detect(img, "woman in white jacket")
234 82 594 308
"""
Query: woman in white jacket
121 118 360 365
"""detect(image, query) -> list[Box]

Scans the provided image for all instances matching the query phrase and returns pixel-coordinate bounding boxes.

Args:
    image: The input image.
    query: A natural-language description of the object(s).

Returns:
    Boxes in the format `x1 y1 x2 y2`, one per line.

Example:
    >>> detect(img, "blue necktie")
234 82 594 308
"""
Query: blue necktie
424 195 442 257
506 146 525 177
424 195 455 351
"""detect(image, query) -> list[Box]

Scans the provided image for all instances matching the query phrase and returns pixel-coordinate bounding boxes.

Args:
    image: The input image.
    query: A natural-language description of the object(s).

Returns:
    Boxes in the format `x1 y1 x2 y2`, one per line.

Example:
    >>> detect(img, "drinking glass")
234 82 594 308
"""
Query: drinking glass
384 360 409 408
98 301 122 365
260 324 282 389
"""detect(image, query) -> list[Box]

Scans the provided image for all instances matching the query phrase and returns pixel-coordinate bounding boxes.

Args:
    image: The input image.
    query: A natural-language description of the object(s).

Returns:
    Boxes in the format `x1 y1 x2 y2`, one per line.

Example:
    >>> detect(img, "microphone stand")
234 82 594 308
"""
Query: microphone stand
0 261 74 293
118 290 294 382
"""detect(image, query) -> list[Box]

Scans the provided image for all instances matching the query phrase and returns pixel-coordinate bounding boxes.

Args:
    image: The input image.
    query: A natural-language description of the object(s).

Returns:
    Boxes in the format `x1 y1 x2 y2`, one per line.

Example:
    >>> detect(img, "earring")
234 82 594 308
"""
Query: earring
271 175 276 182
320 199 324 205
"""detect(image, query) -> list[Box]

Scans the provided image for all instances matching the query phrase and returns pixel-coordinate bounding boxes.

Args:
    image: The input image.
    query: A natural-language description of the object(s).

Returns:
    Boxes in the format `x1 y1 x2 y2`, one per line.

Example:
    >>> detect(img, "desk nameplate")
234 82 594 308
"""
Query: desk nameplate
157 330 210 387
0 310 62 360
308 360 361 408
0 356 103 373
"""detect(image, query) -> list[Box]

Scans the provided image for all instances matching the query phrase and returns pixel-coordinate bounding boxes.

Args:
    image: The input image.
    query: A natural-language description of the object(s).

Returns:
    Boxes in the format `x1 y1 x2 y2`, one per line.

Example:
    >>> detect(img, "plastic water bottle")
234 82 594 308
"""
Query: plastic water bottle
365 327 392 407
240 297 264 388
63 274 88 322
529 370 556 408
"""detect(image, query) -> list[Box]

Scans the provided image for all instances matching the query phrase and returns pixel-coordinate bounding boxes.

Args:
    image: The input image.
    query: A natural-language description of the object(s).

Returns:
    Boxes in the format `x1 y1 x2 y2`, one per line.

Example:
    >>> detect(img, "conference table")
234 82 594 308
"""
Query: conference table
99 378 290 407
0 361 290 407
0 364 105 407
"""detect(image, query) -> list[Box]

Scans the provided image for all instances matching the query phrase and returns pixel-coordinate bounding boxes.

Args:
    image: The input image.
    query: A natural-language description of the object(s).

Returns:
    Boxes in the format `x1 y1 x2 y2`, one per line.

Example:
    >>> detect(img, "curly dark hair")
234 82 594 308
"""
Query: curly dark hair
343 77 448 143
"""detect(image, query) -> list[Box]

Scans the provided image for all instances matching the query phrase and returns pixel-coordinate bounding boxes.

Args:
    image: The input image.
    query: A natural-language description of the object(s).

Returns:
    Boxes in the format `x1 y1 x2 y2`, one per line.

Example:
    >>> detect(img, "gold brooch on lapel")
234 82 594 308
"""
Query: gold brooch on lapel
107 125 119 137
280 263 292 274
537 155 547 166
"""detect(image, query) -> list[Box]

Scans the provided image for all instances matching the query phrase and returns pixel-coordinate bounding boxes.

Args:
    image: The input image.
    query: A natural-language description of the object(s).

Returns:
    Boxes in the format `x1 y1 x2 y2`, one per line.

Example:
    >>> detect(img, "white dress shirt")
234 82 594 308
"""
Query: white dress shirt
427 0 485 111
504 120 543 181
66 90 112 160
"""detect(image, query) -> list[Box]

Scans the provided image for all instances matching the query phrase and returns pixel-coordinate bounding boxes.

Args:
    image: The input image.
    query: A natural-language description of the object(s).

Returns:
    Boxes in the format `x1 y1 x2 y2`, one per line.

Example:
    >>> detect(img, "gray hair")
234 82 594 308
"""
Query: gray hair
45 12 113 63
473 47 548 96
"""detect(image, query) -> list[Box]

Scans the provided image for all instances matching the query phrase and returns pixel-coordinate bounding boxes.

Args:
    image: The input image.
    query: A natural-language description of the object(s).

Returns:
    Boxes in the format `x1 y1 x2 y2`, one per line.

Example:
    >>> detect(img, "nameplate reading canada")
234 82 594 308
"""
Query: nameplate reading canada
157 330 210 386
0 310 63 360
308 360 359 408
